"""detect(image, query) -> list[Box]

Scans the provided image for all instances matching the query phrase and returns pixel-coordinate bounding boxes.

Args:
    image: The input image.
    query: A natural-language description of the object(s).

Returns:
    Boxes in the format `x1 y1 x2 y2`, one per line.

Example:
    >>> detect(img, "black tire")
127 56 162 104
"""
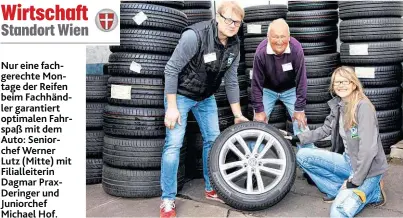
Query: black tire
244 5 288 22
87 158 103 184
380 131 401 155
244 37 266 53
290 26 338 42
341 41 403 65
107 53 170 77
86 130 104 158
87 102 106 129
102 164 185 198
103 105 165 137
183 1 212 9
247 103 287 123
86 75 109 101
215 91 249 107
301 41 337 56
215 75 248 94
238 62 246 76
377 109 402 133
120 3 188 33
245 53 255 68
364 87 402 111
243 21 271 37
123 1 185 9
354 65 402 88
305 53 340 78
182 9 212 26
187 105 249 133
287 10 338 27
209 122 296 211
340 18 403 42
107 77 164 107
307 77 332 103
109 29 180 54
103 135 186 169
305 103 330 123
339 1 403 20
288 1 338 11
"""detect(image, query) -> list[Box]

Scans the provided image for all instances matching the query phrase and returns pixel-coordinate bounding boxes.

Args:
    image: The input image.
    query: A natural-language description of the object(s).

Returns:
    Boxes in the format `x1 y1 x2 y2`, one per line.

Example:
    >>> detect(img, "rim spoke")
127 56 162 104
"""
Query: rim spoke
226 167 247 181
227 141 246 160
246 168 253 192
257 138 274 159
255 170 265 192
221 161 244 170
235 135 251 155
260 158 286 166
252 133 265 155
259 166 283 176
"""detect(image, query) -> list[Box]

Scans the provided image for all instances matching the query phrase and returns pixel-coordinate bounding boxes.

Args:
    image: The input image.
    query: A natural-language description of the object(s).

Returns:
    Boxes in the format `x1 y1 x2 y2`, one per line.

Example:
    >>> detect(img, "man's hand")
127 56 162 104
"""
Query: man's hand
234 115 249 124
293 111 307 129
164 107 181 130
254 112 268 123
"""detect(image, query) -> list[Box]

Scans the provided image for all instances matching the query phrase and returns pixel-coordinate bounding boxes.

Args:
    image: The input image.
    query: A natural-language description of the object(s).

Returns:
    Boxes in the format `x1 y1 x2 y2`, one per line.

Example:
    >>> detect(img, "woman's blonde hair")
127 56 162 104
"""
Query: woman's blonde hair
329 66 375 129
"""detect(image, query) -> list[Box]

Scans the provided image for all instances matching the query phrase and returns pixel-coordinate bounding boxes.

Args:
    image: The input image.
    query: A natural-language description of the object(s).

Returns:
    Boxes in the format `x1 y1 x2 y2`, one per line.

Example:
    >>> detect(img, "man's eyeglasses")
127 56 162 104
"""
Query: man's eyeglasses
333 81 352 86
219 13 242 27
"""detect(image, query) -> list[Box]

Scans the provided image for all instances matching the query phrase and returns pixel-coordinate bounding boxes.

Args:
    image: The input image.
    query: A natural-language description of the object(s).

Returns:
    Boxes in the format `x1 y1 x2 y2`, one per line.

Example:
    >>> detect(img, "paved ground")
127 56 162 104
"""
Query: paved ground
86 158 403 217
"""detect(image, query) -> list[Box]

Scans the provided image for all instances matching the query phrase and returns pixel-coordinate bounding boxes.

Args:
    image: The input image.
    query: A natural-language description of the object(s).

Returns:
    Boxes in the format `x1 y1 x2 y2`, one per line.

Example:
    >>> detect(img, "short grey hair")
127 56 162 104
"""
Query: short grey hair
267 18 290 35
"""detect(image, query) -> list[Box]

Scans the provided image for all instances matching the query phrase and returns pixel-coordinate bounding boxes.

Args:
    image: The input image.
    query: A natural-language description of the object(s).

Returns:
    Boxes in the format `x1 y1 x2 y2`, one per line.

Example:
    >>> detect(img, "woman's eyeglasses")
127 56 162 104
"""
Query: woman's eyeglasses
333 81 352 86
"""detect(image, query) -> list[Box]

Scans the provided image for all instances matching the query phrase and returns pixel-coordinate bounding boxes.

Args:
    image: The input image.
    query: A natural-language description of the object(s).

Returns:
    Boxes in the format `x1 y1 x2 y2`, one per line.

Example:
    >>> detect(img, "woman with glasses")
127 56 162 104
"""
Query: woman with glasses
283 66 388 217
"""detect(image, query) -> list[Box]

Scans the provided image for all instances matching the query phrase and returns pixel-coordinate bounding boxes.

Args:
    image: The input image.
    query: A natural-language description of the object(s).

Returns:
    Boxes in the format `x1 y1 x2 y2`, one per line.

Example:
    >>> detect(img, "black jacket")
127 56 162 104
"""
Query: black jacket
177 20 240 101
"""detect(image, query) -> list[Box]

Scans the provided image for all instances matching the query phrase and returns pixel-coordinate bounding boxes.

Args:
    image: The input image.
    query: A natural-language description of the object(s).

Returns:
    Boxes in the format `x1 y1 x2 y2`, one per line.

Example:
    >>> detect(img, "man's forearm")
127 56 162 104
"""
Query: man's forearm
230 102 243 117
166 94 177 109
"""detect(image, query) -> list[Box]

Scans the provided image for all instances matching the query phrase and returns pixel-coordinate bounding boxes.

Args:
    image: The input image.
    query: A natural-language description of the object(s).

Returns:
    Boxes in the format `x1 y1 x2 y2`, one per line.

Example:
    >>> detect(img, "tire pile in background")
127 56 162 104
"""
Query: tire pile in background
86 75 109 185
182 1 213 26
339 1 403 154
242 4 288 130
286 1 340 148
101 1 187 197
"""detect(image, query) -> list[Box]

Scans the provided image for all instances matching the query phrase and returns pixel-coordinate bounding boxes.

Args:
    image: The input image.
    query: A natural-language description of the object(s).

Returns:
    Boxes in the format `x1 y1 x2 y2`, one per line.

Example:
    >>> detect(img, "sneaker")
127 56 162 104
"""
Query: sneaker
160 199 176 218
322 195 335 203
205 190 225 203
370 179 387 207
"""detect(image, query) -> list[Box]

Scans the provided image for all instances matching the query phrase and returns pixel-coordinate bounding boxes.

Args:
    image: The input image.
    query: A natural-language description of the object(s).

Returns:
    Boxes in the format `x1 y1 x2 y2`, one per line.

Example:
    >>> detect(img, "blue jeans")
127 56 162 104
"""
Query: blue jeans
161 94 220 200
262 88 315 149
297 148 384 218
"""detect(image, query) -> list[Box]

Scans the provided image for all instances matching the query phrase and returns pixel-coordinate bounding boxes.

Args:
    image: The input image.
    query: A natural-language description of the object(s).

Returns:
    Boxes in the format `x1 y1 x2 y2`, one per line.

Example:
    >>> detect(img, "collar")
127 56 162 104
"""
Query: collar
266 40 291 55
327 96 342 109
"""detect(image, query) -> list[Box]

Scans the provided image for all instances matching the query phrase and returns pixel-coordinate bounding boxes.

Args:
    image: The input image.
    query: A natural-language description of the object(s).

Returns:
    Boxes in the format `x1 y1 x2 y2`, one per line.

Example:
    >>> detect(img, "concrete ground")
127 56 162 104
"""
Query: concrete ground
86 158 403 218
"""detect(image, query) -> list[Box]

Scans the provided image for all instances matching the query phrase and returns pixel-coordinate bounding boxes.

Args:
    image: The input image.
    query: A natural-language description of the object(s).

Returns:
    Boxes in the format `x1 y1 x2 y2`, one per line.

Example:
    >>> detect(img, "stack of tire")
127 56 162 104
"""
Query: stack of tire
86 74 109 185
102 2 188 197
339 1 403 154
182 1 212 26
242 4 288 130
285 1 340 148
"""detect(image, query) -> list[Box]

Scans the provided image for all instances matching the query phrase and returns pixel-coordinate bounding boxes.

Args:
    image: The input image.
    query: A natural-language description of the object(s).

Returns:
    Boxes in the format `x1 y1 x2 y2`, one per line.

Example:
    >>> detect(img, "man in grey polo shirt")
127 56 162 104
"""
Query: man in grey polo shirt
160 1 248 217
